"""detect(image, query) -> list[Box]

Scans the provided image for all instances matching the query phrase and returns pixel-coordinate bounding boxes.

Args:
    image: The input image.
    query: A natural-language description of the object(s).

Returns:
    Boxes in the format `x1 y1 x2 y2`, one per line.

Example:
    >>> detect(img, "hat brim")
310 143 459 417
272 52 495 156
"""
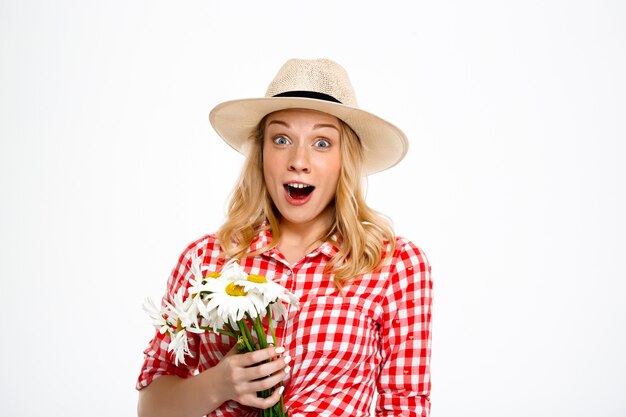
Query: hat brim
209 97 408 175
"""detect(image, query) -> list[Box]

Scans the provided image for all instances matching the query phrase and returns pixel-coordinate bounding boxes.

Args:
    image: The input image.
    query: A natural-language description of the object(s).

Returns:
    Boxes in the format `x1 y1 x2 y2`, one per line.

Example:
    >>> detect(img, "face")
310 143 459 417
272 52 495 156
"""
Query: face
263 108 342 232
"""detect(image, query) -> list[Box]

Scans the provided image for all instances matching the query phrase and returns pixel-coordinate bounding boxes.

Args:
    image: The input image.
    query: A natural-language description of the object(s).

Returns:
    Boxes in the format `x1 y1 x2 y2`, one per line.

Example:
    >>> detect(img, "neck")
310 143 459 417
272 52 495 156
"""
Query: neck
279 219 326 247
275 209 333 264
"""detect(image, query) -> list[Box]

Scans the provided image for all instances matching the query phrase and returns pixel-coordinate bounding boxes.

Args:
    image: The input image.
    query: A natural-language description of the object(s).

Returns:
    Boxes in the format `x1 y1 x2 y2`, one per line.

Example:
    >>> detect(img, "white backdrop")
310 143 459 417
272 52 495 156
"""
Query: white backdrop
1 1 625 416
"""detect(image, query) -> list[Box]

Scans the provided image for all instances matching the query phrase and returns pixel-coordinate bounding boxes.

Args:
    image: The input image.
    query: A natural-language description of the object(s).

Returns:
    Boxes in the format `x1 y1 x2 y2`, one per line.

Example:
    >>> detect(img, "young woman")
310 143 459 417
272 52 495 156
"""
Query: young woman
137 58 432 417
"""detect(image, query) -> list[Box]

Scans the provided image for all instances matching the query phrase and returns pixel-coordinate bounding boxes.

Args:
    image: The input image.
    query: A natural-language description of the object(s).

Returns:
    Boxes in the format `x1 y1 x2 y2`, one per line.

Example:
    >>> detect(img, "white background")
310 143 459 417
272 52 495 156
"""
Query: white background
1 1 625 416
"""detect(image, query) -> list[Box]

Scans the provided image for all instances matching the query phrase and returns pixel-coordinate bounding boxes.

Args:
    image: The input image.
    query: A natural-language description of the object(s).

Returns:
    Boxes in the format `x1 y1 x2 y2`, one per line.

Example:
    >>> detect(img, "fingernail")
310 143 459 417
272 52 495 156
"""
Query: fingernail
284 366 291 374
275 346 285 354
278 386 285 394
284 355 292 365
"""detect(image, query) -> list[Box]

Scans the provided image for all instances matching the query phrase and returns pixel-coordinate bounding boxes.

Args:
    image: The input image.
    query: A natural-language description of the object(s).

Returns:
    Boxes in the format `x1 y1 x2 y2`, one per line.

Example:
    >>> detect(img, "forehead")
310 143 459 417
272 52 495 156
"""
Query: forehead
264 108 340 127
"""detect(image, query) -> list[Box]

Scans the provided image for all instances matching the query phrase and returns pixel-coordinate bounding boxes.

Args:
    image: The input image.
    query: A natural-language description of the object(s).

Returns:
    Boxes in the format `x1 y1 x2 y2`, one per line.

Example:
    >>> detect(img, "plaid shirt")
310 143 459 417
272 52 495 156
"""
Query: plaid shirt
137 230 432 417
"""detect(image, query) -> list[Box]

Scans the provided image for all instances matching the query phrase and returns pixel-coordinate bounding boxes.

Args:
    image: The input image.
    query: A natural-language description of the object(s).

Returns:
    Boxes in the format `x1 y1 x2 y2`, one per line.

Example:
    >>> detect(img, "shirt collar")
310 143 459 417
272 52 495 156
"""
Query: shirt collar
247 228 339 259
248 229 273 254
308 240 339 259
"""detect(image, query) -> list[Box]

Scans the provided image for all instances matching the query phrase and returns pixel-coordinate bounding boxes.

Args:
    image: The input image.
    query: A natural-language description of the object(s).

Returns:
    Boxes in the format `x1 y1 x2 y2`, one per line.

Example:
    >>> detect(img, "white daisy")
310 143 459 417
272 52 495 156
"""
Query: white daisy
234 274 300 322
235 274 281 302
198 310 226 333
282 290 300 309
188 254 215 298
168 328 192 366
142 297 172 334
268 300 289 323
266 290 299 322
164 287 200 330
195 288 226 331
204 275 267 326
189 252 204 281
219 258 250 282
189 266 222 329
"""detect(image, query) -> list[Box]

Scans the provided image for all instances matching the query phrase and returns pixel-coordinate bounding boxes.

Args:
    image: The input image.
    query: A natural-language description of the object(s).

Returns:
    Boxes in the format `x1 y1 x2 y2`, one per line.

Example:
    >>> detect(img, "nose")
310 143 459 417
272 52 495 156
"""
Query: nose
288 144 310 173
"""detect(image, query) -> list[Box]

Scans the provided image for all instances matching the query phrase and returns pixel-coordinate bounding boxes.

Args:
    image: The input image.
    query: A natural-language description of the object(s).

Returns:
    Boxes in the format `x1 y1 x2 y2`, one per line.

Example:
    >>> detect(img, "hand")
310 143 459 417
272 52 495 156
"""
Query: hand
212 345 291 410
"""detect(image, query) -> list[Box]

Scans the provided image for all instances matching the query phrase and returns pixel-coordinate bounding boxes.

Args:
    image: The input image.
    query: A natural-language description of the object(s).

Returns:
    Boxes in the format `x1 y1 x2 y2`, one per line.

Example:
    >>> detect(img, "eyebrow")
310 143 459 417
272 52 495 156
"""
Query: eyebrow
266 120 340 132
313 123 340 132
266 120 289 127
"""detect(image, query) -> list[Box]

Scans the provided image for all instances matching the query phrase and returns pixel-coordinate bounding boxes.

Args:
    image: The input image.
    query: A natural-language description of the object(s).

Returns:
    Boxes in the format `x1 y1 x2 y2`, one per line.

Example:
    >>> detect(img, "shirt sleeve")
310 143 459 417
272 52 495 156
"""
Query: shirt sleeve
136 242 202 390
376 239 433 417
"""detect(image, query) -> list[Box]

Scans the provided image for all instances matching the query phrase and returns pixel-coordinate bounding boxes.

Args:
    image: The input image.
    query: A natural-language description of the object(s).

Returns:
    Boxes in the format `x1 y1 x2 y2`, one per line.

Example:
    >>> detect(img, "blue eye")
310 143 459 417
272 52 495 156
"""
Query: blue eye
315 138 331 148
273 136 290 145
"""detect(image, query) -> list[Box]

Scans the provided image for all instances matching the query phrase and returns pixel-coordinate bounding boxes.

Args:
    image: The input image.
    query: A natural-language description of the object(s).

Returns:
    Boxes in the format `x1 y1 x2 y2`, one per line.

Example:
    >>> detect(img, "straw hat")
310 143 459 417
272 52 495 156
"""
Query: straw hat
209 58 408 175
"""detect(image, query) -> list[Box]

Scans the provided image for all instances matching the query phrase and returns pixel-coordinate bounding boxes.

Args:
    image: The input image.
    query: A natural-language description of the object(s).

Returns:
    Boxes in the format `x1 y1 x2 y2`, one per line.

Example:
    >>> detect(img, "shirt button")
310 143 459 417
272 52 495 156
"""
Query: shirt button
394 319 400 324
404 370 409 374
408 335 414 340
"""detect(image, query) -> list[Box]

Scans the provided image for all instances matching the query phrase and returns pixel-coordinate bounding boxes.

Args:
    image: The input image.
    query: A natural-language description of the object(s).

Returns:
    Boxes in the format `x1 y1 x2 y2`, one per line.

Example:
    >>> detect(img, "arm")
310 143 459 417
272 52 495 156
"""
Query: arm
137 238 289 416
137 371 220 417
376 239 433 417
138 346 289 417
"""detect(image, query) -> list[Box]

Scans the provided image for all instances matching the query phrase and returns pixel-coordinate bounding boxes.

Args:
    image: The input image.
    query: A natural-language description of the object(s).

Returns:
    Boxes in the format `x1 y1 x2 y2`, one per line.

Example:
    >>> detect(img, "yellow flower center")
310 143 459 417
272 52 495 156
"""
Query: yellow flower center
226 282 248 296
247 274 267 284
176 318 183 331
205 272 221 279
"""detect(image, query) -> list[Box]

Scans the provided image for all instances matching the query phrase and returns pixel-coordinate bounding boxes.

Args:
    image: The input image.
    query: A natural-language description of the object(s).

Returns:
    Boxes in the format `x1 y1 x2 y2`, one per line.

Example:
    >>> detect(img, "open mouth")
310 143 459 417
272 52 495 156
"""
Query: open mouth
284 183 315 200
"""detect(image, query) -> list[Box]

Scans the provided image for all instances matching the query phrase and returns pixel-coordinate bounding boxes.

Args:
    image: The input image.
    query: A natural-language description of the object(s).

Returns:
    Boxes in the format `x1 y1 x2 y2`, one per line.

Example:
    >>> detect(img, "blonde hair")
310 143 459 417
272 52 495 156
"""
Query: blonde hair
217 113 395 288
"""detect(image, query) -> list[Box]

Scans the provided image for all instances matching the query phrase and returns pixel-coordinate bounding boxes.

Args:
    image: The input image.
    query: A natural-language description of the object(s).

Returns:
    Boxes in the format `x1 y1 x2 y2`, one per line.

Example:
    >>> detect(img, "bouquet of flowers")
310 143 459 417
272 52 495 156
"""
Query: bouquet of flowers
143 255 299 417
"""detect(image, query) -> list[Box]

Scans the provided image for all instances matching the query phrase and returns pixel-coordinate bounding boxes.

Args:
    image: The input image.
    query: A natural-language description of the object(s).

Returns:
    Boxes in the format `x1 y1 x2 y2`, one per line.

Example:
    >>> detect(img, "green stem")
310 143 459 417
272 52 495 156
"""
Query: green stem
267 306 287 416
236 320 253 352
213 328 238 339
278 392 285 416
266 305 278 346
225 322 234 332
267 306 286 416
197 325 238 339
246 312 273 404
247 312 267 349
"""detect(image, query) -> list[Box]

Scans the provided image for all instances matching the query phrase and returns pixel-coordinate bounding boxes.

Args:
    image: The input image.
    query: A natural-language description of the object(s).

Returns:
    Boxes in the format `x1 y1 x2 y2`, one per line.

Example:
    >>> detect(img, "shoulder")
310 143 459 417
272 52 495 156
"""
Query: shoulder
392 236 431 270
377 235 432 311
171 233 224 276
381 236 430 271
384 236 432 289
177 233 222 259
165 233 224 297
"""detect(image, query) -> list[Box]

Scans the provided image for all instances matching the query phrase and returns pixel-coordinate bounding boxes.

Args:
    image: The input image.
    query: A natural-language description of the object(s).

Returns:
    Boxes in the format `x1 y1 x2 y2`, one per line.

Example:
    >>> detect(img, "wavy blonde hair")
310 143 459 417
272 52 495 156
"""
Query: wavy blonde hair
217 112 395 287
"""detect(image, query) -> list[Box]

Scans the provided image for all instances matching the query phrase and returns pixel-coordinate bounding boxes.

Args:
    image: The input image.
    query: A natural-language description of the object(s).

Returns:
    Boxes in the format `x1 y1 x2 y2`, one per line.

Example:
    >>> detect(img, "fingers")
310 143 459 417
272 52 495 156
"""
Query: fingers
234 377 288 409
219 345 291 407
243 353 291 383
252 385 286 410
248 363 290 393
236 345 285 367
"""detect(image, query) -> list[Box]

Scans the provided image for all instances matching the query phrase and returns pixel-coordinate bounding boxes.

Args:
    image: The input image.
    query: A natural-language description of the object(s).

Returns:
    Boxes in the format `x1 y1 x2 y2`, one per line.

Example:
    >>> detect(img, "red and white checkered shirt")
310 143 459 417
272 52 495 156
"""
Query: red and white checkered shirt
137 230 432 417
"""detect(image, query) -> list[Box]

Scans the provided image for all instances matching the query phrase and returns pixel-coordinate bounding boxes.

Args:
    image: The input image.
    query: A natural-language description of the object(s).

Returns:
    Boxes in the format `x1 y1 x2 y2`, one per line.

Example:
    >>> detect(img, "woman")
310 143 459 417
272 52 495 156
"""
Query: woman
137 58 432 417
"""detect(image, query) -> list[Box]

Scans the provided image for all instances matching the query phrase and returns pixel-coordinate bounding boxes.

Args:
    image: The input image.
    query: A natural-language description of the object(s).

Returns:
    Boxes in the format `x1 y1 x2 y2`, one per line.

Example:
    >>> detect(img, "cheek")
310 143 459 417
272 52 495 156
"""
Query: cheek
262 151 283 201
262 164 276 197
328 154 342 185
262 145 274 180
263 156 279 182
